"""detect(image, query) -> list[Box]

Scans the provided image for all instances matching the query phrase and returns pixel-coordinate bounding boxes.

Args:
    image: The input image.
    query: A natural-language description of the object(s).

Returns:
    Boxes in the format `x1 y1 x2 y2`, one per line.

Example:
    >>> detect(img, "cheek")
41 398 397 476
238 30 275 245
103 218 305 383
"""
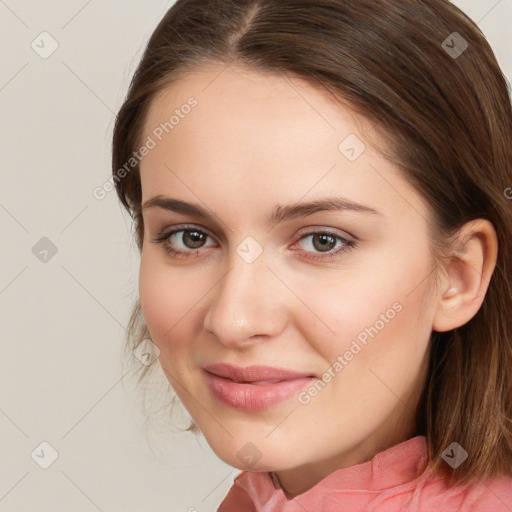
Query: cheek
138 257 199 351
296 246 435 365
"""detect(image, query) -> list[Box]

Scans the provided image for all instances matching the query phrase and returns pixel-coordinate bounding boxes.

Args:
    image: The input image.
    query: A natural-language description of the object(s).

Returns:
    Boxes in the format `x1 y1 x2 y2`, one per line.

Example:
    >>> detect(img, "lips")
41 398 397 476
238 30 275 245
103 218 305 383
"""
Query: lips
203 363 314 383
203 363 316 411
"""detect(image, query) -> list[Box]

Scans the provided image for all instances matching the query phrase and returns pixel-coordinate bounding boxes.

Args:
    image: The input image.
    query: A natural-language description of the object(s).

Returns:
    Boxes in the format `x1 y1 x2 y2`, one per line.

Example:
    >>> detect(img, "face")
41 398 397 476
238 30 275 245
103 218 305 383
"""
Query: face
138 63 439 496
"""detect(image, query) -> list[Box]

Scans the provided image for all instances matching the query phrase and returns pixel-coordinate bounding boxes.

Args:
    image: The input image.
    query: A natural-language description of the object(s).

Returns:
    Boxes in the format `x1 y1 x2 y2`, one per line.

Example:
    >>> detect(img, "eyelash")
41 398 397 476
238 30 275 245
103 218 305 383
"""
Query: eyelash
151 225 356 262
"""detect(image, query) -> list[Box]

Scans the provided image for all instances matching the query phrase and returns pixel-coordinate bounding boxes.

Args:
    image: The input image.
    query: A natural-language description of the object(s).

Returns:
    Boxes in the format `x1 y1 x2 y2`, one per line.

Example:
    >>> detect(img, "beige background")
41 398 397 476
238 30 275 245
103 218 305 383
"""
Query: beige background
0 1 510 511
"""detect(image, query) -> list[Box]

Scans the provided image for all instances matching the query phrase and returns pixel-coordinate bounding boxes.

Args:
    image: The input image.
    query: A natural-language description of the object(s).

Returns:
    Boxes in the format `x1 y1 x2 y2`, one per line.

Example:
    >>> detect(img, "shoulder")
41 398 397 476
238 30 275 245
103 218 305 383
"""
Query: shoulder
415 471 512 511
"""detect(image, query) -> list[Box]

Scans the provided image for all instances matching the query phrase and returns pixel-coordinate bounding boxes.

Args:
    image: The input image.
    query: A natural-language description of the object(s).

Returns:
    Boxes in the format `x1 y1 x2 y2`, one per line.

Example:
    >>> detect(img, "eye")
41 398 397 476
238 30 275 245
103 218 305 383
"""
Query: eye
292 230 355 261
151 225 356 261
151 226 215 259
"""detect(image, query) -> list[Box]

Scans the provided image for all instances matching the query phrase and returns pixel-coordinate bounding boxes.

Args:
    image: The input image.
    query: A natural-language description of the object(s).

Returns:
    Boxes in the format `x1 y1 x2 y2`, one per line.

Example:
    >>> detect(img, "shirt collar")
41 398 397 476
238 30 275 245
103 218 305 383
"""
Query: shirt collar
265 435 429 499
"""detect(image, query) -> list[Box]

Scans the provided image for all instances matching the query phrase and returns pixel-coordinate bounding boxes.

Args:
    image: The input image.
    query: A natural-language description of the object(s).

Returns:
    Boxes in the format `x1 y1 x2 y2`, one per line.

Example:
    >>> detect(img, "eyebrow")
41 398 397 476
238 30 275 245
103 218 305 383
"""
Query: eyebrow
141 195 383 224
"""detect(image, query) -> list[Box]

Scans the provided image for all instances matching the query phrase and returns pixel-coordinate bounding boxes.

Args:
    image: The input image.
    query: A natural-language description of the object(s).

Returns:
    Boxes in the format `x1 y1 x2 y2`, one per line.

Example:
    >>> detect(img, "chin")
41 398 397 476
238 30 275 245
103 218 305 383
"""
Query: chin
203 432 305 472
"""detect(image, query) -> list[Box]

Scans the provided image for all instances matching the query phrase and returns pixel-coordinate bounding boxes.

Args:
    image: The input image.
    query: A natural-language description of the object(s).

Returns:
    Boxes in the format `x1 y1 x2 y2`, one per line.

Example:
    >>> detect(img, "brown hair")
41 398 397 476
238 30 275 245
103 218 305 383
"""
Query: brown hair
112 0 512 486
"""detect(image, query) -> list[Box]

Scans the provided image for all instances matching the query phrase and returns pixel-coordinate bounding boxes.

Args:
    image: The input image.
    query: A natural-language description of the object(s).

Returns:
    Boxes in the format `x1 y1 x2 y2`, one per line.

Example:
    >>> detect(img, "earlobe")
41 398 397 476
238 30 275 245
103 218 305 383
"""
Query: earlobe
432 219 498 333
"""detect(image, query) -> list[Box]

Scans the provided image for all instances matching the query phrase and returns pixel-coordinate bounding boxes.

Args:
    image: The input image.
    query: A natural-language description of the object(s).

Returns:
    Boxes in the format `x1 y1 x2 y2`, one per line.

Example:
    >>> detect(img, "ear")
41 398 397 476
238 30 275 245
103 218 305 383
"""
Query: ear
432 219 498 333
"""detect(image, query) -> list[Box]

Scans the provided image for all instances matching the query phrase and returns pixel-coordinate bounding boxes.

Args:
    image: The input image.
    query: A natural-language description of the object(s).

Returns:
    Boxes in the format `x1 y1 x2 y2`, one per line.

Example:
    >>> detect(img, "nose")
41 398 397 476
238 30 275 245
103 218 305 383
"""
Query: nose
203 249 288 349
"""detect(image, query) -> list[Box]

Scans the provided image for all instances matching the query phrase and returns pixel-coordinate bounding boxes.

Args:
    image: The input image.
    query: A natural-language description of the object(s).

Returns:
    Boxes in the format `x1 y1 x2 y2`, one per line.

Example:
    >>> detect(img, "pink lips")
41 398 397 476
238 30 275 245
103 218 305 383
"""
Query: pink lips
203 363 316 411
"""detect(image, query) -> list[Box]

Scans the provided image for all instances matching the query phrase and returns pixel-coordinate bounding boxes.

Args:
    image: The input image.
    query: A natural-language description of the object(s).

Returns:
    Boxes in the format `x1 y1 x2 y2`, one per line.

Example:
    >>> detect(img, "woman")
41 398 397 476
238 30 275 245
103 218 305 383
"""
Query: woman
112 0 512 509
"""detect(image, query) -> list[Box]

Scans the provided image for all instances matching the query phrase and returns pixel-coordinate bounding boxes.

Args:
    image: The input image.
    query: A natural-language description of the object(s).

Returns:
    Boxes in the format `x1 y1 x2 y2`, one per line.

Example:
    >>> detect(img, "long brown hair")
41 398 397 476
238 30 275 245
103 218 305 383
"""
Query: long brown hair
112 0 512 486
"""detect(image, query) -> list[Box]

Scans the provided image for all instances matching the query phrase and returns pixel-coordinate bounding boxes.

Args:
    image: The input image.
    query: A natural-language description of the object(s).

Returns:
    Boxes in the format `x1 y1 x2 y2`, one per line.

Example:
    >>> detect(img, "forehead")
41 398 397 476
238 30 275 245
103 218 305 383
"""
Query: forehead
138 64 428 224
141 62 373 156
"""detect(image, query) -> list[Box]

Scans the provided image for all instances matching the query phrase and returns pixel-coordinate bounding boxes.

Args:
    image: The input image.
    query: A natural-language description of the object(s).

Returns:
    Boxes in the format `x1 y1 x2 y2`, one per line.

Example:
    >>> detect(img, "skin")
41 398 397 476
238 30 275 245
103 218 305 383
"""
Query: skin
137 63 497 497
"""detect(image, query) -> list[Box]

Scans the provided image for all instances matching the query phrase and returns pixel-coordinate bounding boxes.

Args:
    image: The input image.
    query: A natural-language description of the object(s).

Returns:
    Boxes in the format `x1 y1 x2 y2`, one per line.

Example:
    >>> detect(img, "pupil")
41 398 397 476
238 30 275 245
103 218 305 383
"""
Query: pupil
186 231 204 248
314 234 335 252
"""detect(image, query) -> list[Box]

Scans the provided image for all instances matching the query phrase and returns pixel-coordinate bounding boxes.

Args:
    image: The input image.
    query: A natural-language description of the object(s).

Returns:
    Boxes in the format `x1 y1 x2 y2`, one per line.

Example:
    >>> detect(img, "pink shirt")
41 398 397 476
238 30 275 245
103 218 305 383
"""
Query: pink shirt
218 435 512 511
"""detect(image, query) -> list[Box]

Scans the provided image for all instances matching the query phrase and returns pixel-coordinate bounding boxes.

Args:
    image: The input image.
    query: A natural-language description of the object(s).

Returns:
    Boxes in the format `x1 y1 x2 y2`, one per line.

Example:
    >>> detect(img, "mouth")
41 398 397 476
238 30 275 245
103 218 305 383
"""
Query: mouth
203 363 317 411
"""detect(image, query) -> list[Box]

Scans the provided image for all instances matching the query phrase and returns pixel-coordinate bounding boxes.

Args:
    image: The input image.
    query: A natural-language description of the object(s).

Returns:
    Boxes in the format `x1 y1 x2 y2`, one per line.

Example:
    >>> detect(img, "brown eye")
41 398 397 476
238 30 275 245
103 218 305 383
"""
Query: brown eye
152 226 216 258
311 233 337 252
294 230 356 262
182 230 207 249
